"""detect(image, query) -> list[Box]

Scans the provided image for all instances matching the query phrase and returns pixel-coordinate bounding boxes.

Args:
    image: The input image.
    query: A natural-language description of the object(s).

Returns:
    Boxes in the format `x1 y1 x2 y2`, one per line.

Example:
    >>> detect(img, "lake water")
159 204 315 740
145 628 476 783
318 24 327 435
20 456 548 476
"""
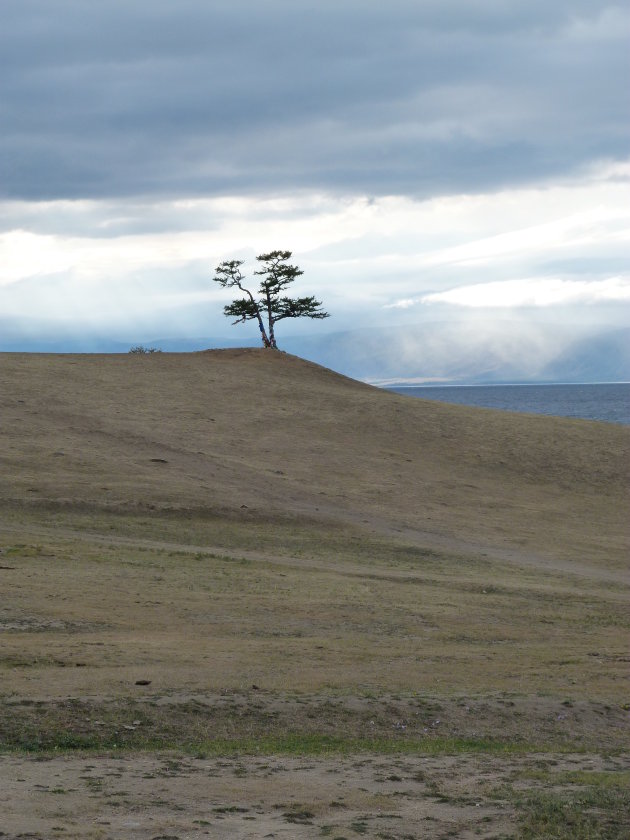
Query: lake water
385 383 630 425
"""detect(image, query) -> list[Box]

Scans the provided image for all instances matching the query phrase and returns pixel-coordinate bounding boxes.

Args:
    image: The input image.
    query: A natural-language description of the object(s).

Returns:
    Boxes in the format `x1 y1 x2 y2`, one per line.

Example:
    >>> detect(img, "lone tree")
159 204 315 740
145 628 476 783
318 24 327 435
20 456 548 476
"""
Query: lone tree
213 250 329 349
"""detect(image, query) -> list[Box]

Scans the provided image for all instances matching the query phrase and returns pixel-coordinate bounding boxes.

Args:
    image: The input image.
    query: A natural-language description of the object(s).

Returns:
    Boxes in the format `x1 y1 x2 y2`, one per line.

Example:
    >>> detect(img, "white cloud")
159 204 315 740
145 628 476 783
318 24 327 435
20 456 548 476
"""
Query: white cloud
1 160 629 334
384 298 418 310
420 207 629 269
421 276 630 308
0 230 75 284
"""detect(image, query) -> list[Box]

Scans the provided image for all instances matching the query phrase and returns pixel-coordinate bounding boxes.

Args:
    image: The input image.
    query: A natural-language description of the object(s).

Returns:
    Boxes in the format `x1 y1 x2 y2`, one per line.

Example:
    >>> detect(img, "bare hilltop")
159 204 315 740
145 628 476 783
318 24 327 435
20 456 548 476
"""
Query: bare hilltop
1 349 629 839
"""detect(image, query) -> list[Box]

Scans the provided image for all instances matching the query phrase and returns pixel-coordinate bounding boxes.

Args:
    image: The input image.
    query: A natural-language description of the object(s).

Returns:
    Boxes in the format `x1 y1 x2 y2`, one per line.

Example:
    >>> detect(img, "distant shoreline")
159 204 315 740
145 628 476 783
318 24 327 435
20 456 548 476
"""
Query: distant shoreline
382 381 630 426
376 380 630 388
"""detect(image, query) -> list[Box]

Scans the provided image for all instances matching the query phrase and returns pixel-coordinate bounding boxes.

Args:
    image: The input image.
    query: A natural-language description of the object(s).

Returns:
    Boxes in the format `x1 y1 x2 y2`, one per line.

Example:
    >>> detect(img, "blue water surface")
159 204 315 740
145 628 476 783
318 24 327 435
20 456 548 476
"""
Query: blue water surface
385 383 630 425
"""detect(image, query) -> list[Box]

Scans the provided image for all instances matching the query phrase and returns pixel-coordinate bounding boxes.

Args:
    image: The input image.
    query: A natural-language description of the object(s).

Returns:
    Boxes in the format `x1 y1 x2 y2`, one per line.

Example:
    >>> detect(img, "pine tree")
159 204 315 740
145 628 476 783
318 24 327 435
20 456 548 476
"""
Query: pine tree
213 250 329 348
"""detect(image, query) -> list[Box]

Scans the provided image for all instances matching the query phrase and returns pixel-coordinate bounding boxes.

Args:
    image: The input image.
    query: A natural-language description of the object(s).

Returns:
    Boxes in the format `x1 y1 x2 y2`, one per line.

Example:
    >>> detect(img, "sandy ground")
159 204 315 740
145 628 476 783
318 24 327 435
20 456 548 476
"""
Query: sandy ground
3 750 628 839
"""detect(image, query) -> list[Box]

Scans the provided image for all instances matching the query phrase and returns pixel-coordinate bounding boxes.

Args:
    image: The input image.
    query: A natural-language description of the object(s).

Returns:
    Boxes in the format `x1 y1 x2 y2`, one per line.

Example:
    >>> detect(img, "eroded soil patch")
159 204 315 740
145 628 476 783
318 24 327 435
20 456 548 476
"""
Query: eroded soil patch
1 751 629 839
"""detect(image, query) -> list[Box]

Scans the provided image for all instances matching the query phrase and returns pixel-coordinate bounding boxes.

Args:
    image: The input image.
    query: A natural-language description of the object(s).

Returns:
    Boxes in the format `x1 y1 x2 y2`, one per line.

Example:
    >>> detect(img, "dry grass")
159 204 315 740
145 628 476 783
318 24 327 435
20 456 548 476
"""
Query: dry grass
0 349 628 837
1 520 628 706
1 349 627 564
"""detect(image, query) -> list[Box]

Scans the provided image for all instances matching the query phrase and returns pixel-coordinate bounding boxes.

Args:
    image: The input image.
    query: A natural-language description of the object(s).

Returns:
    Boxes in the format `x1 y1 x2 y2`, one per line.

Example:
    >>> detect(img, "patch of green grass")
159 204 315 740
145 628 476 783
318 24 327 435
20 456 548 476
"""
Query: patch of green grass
189 733 539 759
515 786 630 839
2 695 527 755
14 733 107 752
4 544 44 557
284 808 315 824
2 728 541 757
521 769 630 788
561 770 630 788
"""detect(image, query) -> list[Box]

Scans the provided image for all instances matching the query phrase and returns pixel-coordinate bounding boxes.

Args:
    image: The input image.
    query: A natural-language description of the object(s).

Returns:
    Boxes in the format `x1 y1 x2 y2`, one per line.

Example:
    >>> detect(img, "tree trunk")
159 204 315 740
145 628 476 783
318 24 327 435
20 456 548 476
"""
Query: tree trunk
265 290 278 348
257 318 271 347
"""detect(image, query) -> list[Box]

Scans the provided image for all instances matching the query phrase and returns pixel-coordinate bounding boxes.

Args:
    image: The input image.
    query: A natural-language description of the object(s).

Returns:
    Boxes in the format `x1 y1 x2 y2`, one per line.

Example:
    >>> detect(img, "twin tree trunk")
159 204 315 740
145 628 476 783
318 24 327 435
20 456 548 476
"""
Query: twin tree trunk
213 250 329 349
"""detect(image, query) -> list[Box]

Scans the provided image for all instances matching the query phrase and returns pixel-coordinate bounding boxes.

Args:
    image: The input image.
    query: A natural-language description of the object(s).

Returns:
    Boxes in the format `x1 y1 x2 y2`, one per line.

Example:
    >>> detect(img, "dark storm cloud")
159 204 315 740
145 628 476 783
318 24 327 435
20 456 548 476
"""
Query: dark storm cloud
1 0 628 200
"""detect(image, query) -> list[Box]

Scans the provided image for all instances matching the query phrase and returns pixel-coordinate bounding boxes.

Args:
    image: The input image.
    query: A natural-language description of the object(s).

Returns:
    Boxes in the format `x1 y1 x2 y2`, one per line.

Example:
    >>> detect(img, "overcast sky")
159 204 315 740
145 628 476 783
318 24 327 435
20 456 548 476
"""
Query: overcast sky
1 0 629 351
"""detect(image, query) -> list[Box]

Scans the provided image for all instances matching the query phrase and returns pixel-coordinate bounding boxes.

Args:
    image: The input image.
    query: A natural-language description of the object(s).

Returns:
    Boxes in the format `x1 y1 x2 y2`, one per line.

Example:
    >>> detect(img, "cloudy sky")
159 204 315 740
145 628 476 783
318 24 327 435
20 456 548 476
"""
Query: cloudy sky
1 1 629 361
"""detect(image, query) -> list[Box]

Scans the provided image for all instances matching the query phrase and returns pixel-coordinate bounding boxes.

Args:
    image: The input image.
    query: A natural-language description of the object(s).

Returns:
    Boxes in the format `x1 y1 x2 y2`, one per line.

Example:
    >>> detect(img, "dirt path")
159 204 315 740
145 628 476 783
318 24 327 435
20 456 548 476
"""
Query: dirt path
2 511 628 587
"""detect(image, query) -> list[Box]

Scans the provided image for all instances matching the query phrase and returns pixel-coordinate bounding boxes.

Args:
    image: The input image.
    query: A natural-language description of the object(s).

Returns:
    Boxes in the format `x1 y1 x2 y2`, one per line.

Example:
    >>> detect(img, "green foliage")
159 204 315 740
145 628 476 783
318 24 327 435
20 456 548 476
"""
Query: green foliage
515 786 630 839
128 346 162 354
213 250 329 348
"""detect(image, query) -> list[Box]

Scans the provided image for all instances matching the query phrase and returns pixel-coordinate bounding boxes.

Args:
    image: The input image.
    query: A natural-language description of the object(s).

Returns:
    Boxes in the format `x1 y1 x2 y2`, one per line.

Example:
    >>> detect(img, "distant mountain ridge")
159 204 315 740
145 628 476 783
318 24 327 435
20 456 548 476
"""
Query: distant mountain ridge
1 320 628 385
538 329 630 385
284 323 630 385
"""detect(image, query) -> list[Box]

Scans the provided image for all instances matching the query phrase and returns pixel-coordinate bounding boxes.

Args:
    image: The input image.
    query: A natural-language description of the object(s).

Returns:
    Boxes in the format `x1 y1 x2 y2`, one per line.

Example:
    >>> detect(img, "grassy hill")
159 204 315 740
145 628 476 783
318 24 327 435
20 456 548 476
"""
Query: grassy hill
2 348 627 563
1 349 629 837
